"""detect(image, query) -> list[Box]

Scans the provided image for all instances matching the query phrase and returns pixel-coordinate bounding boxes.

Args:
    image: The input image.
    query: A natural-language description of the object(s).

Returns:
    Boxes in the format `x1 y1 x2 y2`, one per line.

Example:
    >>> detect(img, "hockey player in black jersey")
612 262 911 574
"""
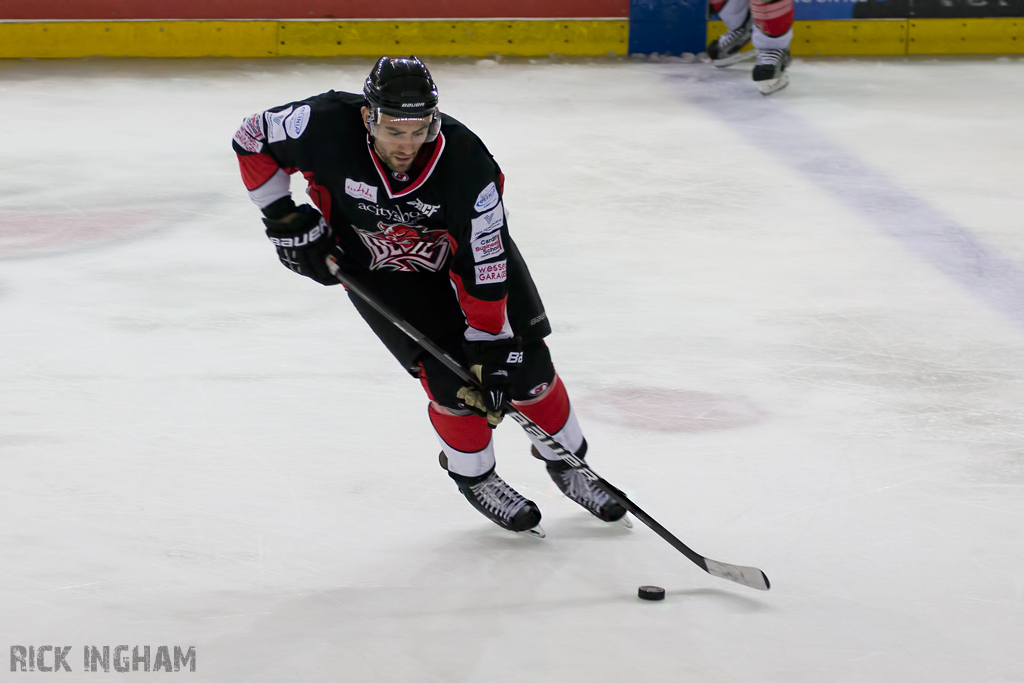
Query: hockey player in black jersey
232 56 627 536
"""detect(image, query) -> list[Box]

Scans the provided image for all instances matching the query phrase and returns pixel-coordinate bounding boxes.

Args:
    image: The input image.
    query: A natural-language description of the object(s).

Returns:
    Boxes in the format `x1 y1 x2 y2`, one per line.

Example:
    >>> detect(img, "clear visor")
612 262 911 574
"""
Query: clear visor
368 108 441 143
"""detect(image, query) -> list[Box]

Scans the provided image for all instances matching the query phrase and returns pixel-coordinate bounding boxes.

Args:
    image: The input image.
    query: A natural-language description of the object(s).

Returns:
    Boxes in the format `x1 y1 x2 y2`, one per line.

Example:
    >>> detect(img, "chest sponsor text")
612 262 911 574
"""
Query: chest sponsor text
346 179 378 203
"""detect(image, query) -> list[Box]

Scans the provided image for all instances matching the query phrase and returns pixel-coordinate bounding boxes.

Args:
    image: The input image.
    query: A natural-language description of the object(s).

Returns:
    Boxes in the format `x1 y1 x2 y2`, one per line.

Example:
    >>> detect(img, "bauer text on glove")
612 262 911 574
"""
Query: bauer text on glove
262 204 342 286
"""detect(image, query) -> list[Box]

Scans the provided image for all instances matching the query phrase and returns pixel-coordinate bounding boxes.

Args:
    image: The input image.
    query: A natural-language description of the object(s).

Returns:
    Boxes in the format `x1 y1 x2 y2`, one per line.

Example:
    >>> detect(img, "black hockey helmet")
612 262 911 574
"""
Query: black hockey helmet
363 56 441 142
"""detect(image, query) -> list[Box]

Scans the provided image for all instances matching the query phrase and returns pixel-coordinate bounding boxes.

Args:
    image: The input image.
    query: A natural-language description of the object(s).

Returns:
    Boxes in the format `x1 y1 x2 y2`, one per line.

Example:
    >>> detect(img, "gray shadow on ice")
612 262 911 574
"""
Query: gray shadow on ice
665 587 774 614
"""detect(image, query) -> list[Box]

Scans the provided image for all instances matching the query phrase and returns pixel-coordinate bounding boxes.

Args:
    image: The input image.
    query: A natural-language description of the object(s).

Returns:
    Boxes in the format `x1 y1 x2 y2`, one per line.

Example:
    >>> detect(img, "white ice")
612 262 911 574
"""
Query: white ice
1 54 1023 682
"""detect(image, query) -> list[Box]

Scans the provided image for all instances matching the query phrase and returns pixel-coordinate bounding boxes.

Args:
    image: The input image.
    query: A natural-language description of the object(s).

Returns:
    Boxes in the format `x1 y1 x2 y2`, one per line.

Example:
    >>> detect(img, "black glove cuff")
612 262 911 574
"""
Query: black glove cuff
464 337 522 368
260 196 299 220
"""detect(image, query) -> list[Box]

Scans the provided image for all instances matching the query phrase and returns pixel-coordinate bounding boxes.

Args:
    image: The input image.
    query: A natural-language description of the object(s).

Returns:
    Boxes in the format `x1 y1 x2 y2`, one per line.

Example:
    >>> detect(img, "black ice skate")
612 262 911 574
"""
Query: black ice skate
532 445 632 528
752 48 792 95
706 12 755 67
446 461 545 538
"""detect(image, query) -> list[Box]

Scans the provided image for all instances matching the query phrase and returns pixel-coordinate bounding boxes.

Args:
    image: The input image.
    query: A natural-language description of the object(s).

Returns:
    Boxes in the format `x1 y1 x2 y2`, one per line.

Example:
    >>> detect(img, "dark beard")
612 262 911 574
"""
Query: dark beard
373 141 417 173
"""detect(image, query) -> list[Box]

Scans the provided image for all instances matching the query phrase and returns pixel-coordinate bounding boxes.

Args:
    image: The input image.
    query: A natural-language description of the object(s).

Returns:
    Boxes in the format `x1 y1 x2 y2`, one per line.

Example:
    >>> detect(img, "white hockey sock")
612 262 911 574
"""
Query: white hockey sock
528 405 585 461
429 403 496 478
752 25 793 51
439 438 495 478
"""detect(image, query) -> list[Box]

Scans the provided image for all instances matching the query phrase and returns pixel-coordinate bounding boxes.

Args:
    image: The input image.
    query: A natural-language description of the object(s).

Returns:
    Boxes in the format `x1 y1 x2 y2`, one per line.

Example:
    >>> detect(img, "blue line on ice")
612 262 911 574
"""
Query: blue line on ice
674 72 1024 330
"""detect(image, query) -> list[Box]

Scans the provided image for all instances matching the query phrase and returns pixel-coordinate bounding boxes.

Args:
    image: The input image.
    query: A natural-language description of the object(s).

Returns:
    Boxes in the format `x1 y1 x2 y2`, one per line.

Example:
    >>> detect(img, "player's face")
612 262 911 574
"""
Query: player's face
363 108 432 173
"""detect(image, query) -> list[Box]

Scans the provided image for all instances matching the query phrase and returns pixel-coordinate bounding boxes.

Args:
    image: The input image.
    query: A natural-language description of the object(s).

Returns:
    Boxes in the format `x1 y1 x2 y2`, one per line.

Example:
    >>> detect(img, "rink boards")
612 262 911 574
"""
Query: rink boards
0 0 1020 58
0 20 630 59
0 17 1021 57
709 17 1023 55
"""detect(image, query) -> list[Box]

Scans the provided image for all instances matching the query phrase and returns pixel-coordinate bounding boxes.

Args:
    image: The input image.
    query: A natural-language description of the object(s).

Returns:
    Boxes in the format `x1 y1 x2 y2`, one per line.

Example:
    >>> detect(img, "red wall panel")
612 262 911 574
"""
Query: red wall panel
1 0 629 20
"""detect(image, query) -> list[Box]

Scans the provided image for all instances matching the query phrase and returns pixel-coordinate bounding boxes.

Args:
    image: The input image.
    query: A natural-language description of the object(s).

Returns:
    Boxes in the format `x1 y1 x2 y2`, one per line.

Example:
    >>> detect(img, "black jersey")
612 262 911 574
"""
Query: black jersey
232 90 550 344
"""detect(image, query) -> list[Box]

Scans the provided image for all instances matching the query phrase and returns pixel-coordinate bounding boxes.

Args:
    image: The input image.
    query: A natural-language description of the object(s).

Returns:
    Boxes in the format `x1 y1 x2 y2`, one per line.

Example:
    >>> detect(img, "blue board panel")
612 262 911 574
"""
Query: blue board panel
704 0 865 34
630 0 707 53
793 0 860 20
794 0 860 19
707 0 873 21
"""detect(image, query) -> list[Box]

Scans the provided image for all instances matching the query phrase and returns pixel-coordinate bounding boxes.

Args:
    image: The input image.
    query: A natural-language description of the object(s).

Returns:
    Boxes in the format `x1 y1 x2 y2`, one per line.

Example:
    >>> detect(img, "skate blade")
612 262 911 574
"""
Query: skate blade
612 515 633 529
712 48 756 68
517 525 546 539
757 72 790 95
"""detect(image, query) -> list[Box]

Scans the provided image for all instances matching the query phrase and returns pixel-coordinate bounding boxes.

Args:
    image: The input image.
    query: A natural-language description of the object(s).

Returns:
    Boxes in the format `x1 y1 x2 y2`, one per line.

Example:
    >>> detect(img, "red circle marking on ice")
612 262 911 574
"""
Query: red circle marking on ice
582 388 765 433
0 210 158 258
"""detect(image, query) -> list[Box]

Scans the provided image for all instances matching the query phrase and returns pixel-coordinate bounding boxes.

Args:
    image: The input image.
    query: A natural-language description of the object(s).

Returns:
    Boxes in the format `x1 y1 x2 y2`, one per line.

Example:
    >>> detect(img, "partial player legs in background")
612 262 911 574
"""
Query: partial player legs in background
514 375 628 525
706 0 755 66
750 0 794 94
706 0 793 94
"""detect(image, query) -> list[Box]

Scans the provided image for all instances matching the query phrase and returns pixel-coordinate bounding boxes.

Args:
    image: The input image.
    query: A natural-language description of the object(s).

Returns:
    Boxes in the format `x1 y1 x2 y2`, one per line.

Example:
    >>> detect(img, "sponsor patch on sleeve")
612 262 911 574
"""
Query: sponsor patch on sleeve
471 231 504 263
345 178 378 203
469 202 504 241
474 182 500 212
232 112 265 153
265 106 293 143
474 260 507 285
285 105 311 139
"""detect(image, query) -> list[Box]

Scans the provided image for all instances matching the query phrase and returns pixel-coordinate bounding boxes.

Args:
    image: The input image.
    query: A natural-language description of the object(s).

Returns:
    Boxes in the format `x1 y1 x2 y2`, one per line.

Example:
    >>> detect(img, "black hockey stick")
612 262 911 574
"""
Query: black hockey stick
326 257 770 591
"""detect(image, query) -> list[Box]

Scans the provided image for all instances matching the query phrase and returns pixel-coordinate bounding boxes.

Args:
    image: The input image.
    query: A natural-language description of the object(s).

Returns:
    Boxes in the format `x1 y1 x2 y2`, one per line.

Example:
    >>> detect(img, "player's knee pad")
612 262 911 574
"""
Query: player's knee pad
751 0 793 37
510 339 556 401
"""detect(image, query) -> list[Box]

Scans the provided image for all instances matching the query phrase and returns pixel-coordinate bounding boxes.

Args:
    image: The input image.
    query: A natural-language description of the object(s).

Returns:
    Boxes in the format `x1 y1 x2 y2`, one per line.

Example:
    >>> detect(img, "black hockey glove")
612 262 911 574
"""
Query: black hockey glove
457 338 523 428
262 204 341 286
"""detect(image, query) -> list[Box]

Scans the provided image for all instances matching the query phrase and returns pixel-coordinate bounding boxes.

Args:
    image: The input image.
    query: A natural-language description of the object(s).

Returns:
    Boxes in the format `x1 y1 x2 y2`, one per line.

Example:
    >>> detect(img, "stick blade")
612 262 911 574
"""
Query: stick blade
704 559 771 591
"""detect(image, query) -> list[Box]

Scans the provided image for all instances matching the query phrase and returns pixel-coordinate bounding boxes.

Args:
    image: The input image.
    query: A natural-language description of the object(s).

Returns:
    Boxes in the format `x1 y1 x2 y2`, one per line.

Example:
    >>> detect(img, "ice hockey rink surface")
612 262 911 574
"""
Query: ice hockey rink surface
1 55 1023 681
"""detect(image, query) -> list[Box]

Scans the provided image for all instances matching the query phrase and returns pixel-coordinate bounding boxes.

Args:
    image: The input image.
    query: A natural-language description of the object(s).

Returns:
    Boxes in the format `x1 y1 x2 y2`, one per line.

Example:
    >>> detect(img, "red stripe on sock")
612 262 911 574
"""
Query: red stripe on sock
428 403 491 453
512 374 570 435
751 0 793 36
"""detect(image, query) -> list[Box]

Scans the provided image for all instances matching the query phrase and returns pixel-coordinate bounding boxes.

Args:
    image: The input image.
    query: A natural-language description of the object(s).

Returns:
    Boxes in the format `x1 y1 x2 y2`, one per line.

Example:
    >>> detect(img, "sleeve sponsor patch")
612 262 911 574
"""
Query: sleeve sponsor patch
474 182 500 212
474 260 507 285
265 106 293 143
285 105 310 139
471 231 504 263
470 202 503 241
232 112 265 153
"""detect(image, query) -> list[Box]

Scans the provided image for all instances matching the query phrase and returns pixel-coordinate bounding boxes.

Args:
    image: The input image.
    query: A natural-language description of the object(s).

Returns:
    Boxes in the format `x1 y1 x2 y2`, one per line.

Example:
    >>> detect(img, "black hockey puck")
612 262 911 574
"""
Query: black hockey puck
637 585 665 601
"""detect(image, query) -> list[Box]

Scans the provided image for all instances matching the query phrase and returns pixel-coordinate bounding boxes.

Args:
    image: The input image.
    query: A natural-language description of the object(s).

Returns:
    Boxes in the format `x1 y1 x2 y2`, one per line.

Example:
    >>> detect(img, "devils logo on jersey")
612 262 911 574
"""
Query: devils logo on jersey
355 221 450 272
